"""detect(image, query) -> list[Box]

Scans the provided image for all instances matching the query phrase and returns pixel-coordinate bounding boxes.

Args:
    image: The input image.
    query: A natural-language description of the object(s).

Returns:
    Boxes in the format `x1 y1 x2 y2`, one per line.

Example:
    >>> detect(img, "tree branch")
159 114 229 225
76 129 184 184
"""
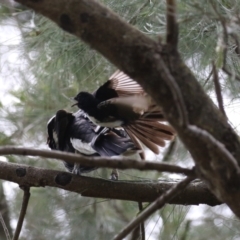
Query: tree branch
138 202 145 240
113 175 195 240
0 213 11 240
212 61 227 118
0 161 221 206
13 0 240 217
166 0 178 48
210 1 240 81
0 146 194 176
13 186 30 240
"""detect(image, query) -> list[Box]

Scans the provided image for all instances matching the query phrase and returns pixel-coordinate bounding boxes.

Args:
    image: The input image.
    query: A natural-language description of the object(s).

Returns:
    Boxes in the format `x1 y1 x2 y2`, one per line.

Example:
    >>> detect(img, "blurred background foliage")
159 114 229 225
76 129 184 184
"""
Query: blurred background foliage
0 0 240 239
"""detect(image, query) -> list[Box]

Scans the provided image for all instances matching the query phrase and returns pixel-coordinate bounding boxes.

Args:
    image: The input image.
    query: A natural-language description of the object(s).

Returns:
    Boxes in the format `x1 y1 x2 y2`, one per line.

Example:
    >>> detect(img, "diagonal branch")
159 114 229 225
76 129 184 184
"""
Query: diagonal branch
13 186 30 240
0 146 194 176
166 0 178 48
113 175 196 240
0 213 11 240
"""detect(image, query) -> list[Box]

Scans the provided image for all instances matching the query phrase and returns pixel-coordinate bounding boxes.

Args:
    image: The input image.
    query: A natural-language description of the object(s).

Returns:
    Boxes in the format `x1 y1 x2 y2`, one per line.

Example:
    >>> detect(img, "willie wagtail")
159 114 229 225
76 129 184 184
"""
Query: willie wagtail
47 109 139 179
72 70 175 159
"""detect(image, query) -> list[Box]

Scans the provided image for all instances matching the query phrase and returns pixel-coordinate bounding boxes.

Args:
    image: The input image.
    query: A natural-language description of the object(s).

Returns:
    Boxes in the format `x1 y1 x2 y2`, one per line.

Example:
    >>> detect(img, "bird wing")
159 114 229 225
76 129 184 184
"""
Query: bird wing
97 95 152 120
71 111 139 157
108 70 144 96
93 70 144 101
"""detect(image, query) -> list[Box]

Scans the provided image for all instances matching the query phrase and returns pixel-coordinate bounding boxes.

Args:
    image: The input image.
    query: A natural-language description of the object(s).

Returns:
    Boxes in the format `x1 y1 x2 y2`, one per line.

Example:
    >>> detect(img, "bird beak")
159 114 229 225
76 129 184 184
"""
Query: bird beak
70 96 78 107
71 102 78 107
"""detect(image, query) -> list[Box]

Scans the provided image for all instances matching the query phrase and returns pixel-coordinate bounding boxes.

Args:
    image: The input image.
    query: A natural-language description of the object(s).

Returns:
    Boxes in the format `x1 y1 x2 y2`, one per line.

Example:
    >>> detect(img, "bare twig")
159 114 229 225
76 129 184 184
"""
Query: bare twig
212 61 227 118
129 0 150 25
222 66 240 81
13 186 30 240
180 220 191 240
210 1 240 81
130 225 140 240
203 67 213 87
166 0 178 48
112 202 130 223
113 175 196 240
231 33 240 56
0 146 194 176
138 202 145 240
0 213 11 240
162 139 176 162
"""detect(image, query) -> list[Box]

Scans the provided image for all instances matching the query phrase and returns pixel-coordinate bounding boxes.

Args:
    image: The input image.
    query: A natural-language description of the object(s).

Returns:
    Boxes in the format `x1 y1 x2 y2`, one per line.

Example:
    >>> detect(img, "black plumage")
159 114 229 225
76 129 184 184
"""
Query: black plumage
73 70 176 158
47 109 138 178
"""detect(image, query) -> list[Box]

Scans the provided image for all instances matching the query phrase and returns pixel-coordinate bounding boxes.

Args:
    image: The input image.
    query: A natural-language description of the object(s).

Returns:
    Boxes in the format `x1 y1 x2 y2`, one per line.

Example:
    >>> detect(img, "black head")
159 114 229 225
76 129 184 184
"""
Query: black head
73 92 98 111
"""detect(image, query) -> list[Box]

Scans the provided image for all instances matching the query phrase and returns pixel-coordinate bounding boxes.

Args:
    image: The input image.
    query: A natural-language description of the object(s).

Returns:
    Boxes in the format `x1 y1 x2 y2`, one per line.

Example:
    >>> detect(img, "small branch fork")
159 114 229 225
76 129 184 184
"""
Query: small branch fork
113 175 196 240
13 186 31 240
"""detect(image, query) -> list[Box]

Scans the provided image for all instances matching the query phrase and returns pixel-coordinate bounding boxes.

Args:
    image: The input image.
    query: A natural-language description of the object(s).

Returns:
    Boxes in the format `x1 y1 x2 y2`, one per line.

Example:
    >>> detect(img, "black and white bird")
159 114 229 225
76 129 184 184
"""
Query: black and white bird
47 109 139 179
72 70 175 159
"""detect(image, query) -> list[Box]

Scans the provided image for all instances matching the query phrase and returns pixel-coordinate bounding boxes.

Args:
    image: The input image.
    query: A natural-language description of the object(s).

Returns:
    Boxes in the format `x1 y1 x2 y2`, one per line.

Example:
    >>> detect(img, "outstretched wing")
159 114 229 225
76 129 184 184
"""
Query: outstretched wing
108 70 144 96
94 70 144 101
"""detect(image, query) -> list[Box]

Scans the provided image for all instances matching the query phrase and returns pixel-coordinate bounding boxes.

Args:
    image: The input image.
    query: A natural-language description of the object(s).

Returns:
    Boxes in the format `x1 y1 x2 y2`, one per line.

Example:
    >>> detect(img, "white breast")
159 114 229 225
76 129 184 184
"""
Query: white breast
70 138 96 155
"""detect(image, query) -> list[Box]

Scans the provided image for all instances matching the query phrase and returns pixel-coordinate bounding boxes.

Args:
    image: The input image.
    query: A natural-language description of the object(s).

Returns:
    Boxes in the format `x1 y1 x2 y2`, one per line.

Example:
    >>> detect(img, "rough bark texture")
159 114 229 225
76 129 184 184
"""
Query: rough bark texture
13 0 240 216
0 161 220 206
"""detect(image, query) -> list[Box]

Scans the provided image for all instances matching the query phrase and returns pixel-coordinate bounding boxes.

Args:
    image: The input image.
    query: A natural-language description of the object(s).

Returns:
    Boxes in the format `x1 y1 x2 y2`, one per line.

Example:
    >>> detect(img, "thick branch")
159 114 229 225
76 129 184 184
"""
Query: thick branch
0 146 193 176
0 161 221 206
14 0 240 216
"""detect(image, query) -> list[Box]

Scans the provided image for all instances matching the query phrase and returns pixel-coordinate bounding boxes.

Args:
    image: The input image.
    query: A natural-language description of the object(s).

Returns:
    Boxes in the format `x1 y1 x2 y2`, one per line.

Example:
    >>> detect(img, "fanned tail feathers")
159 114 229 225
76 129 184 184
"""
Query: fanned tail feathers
125 118 175 159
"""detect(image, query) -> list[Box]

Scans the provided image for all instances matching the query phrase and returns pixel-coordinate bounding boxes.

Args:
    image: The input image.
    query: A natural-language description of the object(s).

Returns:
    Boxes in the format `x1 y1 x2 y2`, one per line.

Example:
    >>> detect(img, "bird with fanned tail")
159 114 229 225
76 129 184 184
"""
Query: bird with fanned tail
47 109 140 180
72 70 176 159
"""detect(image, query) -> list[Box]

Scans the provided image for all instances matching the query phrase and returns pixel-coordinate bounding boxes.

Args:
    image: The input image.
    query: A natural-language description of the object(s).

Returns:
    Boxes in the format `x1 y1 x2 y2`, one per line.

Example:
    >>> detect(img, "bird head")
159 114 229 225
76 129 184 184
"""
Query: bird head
72 92 97 110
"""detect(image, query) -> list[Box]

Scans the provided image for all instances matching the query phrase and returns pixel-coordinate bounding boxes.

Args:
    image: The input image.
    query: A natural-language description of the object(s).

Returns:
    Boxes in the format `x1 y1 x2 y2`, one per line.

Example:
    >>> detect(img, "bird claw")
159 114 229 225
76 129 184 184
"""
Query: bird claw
110 169 119 181
72 163 81 175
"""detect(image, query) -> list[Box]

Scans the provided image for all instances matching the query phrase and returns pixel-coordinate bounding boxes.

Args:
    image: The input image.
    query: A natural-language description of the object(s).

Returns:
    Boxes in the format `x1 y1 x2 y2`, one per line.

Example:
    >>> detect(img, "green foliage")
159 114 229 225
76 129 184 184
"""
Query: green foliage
1 0 240 239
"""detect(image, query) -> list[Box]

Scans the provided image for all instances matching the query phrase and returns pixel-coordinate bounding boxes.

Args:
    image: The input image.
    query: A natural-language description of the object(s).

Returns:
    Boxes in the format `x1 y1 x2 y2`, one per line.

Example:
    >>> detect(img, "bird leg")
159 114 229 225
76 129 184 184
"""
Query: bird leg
110 168 119 180
72 163 81 175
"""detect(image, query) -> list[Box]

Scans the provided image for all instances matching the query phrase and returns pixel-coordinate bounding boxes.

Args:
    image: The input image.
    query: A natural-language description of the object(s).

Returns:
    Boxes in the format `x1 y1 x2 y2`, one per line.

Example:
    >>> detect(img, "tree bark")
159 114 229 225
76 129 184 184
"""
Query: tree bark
13 0 240 216
0 161 220 206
